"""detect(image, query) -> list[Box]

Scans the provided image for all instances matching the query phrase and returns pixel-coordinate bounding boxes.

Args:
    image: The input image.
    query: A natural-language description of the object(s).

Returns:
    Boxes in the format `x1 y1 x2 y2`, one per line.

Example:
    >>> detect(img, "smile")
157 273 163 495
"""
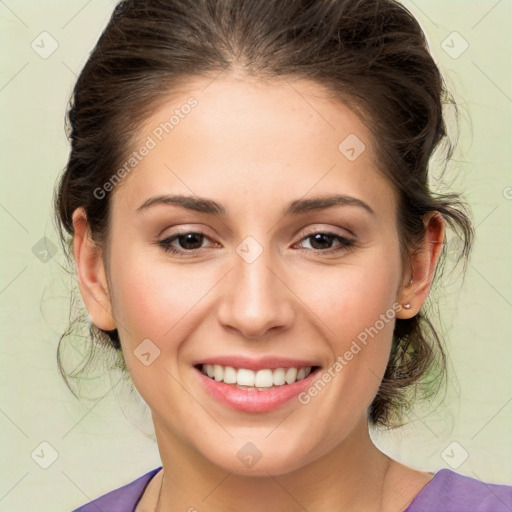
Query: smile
199 364 315 389
193 358 322 413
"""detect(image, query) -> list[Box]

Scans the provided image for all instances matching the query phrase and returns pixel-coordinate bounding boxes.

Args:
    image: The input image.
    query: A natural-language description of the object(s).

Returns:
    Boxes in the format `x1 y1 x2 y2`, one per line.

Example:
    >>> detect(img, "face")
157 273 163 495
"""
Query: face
99 76 408 475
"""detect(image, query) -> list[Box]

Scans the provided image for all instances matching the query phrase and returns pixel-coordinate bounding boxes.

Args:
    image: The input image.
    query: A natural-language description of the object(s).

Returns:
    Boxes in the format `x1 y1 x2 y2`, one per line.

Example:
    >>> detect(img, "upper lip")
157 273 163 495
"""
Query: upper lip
194 355 320 371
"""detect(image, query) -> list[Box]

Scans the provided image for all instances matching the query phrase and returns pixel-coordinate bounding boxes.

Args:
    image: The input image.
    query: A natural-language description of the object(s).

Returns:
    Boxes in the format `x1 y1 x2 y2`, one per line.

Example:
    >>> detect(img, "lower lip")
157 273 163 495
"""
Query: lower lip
194 366 320 413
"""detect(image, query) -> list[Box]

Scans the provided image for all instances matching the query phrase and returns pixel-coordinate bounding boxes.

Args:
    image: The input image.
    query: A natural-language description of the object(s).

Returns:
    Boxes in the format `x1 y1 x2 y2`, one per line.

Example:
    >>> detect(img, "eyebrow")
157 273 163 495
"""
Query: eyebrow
136 193 375 216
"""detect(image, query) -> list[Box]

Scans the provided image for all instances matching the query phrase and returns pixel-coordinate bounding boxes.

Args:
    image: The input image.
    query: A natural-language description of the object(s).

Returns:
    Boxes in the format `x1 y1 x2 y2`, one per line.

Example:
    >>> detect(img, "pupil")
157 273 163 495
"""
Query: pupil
310 233 333 250
180 233 203 250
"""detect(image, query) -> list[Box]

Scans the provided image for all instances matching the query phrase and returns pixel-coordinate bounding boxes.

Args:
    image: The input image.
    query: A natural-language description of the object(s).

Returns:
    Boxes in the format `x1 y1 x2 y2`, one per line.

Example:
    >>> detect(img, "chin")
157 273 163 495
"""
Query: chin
200 436 319 477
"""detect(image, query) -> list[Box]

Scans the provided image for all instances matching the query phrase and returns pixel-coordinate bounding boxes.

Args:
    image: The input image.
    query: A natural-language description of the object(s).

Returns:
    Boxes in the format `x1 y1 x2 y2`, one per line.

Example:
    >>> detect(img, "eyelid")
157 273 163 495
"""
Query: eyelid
158 224 217 241
295 224 354 240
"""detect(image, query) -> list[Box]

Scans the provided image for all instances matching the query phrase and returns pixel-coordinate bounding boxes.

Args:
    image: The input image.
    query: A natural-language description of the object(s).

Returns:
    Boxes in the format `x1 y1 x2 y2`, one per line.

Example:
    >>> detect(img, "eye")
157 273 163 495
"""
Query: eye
294 231 355 254
158 231 216 255
157 229 356 257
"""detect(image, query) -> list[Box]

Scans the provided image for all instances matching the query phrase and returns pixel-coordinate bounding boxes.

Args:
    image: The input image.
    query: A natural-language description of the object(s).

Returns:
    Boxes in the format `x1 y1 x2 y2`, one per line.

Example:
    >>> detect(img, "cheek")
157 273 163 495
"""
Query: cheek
311 256 401 338
307 244 402 394
108 247 211 344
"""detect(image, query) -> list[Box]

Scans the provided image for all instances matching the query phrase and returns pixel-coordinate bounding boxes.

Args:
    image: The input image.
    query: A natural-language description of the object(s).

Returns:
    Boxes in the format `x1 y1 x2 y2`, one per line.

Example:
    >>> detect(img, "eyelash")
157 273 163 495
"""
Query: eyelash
157 229 356 257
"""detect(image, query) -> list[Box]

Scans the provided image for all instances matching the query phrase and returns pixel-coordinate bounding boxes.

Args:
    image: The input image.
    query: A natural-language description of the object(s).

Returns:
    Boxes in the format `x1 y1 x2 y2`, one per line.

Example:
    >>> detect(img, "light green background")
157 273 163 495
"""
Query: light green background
1 1 511 510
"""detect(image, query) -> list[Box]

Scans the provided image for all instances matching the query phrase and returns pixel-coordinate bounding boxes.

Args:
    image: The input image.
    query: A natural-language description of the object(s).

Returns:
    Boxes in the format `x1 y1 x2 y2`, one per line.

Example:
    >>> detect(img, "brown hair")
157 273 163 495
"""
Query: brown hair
54 0 473 428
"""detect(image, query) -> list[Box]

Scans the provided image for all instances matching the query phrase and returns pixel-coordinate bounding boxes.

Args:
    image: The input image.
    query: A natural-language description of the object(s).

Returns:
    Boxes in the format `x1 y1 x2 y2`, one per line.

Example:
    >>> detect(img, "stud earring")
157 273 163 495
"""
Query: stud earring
403 303 412 310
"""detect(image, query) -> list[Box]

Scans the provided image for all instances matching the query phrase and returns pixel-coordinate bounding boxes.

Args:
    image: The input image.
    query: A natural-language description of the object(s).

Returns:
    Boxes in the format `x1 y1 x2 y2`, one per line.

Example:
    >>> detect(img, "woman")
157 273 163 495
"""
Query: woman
54 0 512 510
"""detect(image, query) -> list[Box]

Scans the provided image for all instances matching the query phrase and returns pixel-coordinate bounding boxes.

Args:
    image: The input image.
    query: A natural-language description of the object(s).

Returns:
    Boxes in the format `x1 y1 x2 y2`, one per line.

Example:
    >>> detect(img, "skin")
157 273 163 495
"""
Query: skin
72 74 445 511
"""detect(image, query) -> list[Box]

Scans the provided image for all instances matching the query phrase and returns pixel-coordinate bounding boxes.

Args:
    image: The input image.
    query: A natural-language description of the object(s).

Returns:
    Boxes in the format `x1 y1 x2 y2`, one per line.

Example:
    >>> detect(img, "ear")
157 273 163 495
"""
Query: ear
396 211 445 319
72 207 117 331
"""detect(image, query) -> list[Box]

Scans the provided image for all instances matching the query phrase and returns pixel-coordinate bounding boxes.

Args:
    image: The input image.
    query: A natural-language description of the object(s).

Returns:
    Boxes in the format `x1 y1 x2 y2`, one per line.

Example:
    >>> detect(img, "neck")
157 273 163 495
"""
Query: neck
152 415 398 512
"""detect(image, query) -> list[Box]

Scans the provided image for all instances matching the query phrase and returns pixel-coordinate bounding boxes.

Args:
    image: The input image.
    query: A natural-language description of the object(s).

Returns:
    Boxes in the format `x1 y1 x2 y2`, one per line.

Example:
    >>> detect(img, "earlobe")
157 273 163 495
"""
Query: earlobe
72 207 117 331
396 211 445 319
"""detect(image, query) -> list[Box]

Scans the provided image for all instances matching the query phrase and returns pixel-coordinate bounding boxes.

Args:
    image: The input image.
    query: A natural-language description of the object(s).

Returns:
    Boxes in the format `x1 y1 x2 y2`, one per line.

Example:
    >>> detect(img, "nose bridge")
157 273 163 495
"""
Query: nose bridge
217 237 292 338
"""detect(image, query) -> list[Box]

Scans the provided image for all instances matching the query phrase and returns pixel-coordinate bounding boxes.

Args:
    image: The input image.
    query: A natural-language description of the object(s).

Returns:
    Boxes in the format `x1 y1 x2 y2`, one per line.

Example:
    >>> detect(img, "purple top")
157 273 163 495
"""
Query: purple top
72 467 512 512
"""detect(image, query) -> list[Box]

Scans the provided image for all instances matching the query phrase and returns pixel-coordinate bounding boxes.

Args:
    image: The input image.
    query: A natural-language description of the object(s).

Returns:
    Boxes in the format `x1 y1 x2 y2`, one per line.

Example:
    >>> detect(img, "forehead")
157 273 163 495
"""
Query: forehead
111 75 396 219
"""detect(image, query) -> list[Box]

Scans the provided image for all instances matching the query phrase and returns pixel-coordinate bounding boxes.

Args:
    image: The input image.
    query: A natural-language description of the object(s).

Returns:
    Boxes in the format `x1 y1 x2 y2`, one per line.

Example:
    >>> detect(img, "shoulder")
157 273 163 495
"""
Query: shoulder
71 467 162 512
406 468 512 512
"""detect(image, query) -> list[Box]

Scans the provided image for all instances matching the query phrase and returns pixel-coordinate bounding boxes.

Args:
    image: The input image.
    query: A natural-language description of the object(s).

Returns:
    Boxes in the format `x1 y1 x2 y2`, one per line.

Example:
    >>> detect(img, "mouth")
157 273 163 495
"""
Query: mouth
194 363 321 390
192 361 322 413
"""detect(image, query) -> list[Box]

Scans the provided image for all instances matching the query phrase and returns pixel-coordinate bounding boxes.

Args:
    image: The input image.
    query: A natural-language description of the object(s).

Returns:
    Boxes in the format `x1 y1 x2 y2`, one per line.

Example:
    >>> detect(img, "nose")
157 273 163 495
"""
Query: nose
216 244 295 340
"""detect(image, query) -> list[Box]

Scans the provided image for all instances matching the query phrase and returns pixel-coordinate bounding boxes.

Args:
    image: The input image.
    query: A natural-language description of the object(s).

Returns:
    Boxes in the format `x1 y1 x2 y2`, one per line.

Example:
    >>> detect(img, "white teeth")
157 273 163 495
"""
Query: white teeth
254 369 273 388
273 367 286 386
213 364 223 381
200 364 314 388
223 366 237 384
285 367 297 384
237 368 255 386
